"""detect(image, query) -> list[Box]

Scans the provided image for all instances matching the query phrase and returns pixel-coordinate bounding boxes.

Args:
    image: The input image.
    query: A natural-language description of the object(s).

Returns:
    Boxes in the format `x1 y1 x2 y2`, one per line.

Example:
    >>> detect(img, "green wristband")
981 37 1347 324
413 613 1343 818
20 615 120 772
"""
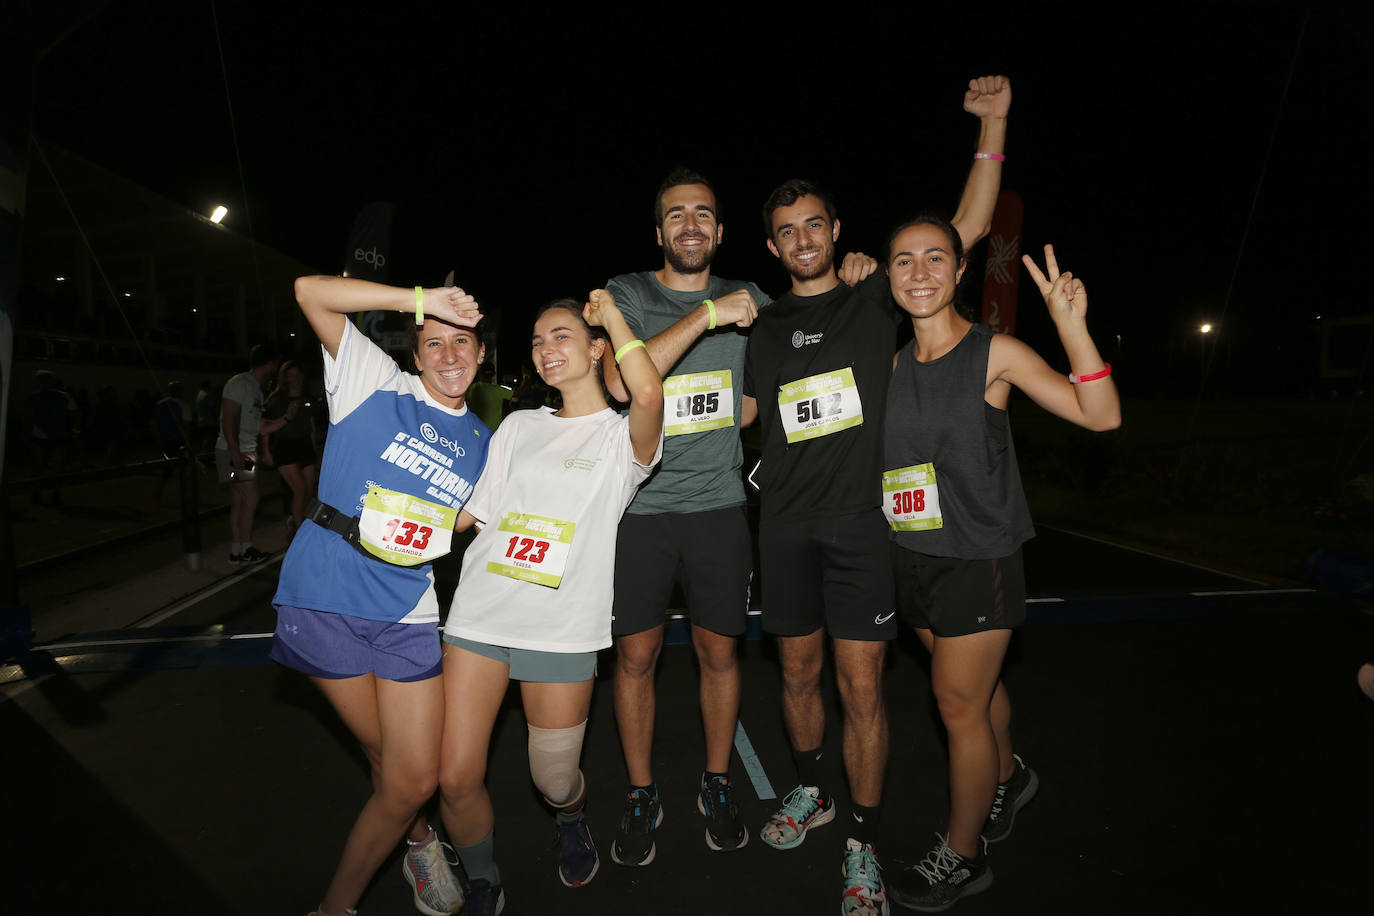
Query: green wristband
615 339 647 364
703 299 717 330
414 286 424 325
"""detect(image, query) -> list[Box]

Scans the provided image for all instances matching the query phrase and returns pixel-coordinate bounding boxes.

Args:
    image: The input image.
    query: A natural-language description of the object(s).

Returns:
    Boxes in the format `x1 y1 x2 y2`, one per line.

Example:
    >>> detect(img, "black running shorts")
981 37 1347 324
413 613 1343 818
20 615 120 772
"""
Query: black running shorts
891 544 1026 637
612 507 752 637
759 509 896 641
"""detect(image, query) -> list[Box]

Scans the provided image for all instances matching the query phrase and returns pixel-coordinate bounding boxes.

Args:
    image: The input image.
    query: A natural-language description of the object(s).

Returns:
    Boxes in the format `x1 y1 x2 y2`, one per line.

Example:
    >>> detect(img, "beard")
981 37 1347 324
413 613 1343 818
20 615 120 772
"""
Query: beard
662 231 716 274
785 244 834 281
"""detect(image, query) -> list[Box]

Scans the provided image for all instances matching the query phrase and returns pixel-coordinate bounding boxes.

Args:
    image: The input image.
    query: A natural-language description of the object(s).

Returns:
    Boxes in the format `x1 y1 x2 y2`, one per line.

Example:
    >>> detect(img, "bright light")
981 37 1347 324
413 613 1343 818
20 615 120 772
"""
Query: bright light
210 205 228 224
123 292 133 298
55 276 66 282
191 308 198 313
1199 323 1213 334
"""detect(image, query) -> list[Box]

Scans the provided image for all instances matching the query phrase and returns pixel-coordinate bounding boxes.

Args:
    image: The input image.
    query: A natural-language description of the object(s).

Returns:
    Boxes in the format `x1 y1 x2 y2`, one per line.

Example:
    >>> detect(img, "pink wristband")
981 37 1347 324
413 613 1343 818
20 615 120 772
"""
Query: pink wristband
1069 363 1112 384
974 152 1006 162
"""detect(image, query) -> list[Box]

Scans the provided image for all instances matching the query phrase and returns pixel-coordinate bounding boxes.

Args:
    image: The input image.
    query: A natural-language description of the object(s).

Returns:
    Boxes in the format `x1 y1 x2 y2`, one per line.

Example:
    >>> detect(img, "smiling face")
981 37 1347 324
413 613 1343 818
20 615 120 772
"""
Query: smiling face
412 318 484 409
887 223 967 320
656 183 722 275
766 194 839 282
531 306 605 392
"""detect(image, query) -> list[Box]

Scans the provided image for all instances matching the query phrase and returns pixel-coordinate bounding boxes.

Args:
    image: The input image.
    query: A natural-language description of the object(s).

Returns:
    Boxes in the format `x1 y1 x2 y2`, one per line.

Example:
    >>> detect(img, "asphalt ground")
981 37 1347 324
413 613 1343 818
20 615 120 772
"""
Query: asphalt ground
4 481 1373 915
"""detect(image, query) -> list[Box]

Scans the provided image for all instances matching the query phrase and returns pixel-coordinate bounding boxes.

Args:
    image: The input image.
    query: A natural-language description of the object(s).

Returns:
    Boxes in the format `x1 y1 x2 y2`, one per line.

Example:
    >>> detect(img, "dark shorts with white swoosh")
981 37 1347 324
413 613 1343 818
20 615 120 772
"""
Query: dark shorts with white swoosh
759 509 896 641
891 545 1026 637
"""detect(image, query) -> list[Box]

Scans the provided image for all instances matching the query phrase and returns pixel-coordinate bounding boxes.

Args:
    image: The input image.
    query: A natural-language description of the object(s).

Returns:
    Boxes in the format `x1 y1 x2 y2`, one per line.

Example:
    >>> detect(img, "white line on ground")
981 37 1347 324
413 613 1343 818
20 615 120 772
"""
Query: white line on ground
734 720 776 801
38 632 275 652
1189 588 1314 597
1040 523 1271 586
132 555 283 628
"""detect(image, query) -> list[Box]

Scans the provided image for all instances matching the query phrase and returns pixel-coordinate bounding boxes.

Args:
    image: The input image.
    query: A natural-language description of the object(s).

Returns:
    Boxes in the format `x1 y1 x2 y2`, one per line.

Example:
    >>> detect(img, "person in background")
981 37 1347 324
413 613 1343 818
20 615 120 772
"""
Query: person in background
152 380 191 503
215 344 288 563
263 360 320 542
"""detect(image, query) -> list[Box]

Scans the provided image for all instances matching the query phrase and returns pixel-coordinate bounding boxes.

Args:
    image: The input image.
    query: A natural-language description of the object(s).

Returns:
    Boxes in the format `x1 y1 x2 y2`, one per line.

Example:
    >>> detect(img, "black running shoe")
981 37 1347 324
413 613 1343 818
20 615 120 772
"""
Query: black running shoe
981 754 1038 844
611 786 663 866
889 834 991 912
697 773 748 851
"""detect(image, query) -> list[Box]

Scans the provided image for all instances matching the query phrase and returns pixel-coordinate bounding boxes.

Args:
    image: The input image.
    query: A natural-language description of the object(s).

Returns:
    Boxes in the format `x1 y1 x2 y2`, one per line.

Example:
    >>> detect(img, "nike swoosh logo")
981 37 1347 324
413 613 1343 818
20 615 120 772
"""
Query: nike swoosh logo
874 612 895 625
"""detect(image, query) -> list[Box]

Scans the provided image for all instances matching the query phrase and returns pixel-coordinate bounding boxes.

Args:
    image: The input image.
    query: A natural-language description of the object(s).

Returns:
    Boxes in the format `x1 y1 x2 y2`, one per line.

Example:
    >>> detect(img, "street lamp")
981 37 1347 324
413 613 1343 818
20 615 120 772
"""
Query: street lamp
1199 323 1213 335
210 205 228 224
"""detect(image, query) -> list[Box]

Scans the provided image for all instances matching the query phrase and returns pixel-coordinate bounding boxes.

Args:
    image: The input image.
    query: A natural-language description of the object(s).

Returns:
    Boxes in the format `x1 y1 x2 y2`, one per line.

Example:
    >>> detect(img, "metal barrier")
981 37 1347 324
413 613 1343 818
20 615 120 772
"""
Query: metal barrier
6 448 207 572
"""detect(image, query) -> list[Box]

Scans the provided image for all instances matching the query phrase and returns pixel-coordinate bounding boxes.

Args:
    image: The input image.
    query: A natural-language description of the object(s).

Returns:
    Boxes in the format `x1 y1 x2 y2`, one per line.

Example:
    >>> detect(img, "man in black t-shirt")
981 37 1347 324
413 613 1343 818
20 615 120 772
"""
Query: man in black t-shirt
741 76 1009 916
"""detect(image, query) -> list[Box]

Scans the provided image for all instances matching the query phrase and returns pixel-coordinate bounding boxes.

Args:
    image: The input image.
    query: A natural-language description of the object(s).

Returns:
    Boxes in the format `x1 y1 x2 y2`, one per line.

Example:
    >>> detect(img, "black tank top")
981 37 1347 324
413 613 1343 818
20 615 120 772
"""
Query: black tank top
883 323 1034 559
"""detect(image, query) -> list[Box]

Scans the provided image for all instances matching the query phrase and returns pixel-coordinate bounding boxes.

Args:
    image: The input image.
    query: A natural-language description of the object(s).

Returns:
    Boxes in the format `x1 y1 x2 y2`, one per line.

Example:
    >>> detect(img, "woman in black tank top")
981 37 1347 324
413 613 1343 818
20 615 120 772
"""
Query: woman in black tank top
882 215 1121 910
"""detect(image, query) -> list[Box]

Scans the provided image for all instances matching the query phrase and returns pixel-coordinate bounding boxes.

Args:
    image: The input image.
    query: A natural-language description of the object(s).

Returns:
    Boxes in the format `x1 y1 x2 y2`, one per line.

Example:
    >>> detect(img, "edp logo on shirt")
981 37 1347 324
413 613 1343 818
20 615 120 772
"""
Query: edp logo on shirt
419 421 466 458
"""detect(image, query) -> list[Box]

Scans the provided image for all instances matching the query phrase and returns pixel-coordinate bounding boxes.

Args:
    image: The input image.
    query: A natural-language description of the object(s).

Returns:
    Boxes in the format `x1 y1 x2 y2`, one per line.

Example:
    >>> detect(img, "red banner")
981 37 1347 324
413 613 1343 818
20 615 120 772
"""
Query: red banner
980 191 1023 335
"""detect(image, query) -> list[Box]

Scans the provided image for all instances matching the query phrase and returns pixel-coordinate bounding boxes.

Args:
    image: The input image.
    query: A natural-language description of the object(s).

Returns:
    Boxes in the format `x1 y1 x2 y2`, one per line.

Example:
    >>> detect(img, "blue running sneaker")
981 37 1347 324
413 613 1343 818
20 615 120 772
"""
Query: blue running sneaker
459 878 505 915
555 813 600 888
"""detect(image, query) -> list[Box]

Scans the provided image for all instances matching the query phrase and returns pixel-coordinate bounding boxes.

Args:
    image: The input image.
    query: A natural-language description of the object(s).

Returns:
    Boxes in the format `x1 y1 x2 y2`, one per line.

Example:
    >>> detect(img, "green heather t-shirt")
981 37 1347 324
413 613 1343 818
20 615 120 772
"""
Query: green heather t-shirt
606 271 771 516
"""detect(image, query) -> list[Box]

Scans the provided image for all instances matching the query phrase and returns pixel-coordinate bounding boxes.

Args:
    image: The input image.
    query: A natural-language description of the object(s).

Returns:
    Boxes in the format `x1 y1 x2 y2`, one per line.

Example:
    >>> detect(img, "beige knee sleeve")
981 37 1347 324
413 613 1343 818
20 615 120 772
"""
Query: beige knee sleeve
528 720 587 808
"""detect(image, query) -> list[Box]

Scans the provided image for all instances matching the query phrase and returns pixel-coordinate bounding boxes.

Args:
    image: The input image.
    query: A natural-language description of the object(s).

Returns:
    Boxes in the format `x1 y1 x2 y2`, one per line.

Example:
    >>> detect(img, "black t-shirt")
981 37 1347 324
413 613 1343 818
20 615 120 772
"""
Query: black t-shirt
744 272 899 523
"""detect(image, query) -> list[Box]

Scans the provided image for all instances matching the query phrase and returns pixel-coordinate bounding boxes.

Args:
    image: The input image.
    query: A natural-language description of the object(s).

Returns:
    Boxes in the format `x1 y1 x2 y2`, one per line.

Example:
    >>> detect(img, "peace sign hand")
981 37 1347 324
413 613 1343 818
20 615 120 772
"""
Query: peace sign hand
1022 244 1088 326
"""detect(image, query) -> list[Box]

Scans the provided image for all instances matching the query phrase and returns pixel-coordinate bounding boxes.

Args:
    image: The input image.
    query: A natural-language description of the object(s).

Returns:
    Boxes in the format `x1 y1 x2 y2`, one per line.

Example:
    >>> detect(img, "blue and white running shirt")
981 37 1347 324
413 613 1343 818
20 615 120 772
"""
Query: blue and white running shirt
273 321 490 624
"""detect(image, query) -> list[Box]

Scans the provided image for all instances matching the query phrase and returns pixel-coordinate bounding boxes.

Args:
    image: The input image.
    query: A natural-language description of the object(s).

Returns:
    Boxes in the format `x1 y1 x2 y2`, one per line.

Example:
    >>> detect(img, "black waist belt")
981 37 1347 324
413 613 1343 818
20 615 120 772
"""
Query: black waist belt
305 497 372 560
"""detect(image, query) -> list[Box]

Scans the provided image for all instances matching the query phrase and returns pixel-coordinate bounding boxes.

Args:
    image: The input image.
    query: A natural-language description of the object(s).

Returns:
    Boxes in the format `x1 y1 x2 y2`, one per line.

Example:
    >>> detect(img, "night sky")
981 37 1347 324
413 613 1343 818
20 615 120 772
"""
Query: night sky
26 1 1374 393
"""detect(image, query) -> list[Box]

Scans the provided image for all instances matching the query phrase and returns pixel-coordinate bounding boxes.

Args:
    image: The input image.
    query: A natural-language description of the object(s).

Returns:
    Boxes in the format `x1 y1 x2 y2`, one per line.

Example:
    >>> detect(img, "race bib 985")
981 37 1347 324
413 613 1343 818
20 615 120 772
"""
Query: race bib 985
664 370 734 436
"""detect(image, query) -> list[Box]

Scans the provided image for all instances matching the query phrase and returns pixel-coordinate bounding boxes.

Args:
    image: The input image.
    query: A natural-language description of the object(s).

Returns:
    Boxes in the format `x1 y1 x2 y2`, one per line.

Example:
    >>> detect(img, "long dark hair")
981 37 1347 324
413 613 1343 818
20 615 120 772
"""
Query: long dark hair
266 359 303 409
885 213 975 322
532 298 613 406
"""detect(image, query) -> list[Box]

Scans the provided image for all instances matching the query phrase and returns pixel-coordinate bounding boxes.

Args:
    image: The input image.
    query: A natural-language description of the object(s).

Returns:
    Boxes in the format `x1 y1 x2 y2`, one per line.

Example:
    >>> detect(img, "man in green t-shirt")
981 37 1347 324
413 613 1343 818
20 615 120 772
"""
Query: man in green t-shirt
601 168 766 866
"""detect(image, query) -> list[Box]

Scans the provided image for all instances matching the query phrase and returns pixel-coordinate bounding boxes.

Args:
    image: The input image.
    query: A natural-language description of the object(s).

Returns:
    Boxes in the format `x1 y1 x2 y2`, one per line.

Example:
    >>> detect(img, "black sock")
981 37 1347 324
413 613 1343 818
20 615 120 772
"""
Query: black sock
849 803 881 846
793 747 824 792
703 770 729 784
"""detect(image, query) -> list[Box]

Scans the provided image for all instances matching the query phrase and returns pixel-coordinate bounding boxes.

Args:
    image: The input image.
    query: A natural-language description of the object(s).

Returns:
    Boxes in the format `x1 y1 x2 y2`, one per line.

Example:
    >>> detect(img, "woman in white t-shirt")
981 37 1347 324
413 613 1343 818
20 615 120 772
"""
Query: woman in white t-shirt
437 290 663 914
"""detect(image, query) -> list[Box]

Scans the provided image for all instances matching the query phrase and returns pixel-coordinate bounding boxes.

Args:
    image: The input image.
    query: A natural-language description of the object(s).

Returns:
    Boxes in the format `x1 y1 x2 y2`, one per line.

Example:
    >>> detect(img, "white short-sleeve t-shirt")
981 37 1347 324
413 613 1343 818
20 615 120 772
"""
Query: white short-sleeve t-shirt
444 406 661 653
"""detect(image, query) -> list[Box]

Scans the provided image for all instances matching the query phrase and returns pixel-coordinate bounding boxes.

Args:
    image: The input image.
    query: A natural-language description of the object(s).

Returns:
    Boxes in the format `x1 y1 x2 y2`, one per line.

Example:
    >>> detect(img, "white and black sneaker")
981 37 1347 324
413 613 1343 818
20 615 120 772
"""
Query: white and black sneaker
888 834 991 912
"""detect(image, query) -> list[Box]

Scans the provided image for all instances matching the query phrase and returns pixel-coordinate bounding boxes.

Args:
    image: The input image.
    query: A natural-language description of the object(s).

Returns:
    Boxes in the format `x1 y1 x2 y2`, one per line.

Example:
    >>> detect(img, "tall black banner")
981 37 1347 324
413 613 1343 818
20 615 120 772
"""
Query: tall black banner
345 201 395 343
